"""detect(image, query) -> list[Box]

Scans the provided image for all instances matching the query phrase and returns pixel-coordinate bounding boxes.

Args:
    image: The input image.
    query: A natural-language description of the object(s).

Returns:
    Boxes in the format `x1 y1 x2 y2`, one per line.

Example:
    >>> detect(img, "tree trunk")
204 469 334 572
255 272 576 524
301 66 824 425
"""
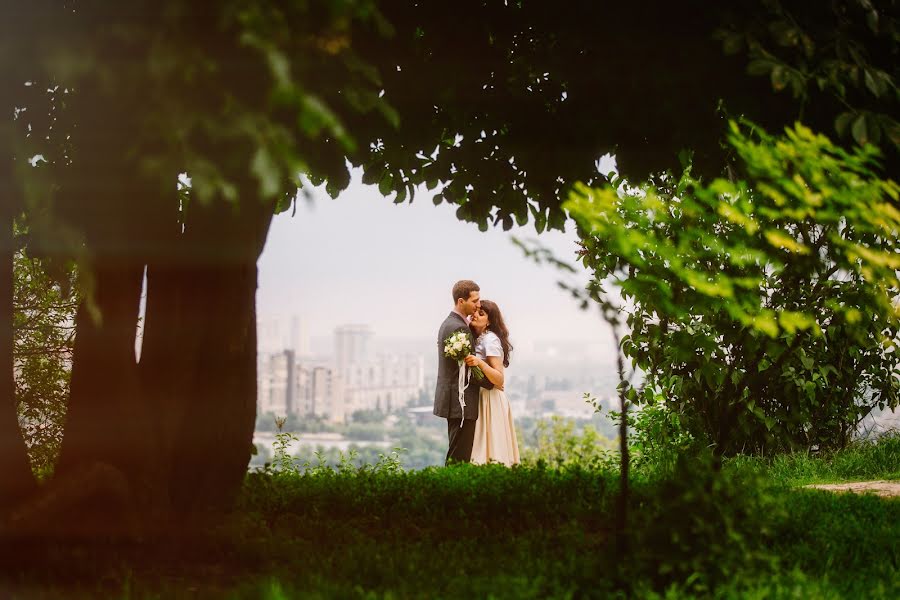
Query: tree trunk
166 260 261 515
0 202 37 509
140 190 275 519
135 263 191 517
55 261 149 482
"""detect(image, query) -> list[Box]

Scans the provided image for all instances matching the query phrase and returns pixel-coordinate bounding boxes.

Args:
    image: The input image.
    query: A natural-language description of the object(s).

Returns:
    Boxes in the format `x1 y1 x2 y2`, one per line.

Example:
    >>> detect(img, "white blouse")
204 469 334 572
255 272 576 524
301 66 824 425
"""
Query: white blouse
475 331 503 360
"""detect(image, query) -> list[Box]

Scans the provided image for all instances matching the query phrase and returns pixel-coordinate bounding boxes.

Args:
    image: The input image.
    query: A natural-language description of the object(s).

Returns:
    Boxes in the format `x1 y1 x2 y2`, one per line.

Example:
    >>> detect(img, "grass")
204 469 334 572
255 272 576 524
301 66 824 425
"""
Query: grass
725 432 900 486
1 435 898 599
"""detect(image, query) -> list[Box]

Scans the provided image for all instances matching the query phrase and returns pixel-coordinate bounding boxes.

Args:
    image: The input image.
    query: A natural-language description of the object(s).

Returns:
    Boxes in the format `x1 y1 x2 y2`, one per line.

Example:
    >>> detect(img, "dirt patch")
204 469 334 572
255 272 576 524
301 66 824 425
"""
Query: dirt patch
805 480 900 498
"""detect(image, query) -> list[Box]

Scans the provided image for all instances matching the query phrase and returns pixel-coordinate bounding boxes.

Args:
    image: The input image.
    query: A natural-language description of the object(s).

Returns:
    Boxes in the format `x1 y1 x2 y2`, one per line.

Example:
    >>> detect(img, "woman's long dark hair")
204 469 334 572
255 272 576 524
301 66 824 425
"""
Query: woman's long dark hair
475 299 513 367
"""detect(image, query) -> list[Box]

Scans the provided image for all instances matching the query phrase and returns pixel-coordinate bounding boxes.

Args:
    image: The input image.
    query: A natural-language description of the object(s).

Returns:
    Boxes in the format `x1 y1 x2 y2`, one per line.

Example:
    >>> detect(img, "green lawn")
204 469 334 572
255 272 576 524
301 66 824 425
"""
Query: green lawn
2 436 898 599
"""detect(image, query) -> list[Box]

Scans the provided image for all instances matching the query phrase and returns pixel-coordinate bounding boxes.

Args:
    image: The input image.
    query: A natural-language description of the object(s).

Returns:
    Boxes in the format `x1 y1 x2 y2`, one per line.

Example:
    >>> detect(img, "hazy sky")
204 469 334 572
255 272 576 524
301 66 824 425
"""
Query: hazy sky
256 168 617 366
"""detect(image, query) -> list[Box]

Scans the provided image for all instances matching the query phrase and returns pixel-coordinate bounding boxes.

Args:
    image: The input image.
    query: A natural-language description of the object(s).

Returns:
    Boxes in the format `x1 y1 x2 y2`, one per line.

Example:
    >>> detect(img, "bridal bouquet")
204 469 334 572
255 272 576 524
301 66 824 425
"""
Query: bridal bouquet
443 330 485 380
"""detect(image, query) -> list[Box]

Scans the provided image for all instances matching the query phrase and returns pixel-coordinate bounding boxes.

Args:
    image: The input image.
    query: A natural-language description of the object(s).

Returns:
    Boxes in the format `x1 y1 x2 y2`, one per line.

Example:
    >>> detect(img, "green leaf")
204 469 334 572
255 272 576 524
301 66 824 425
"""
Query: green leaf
378 172 393 196
865 6 879 33
377 101 401 129
747 59 773 76
753 313 779 338
764 229 809 254
835 112 855 138
864 69 883 97
779 311 817 334
852 113 869 146
771 65 789 92
251 146 282 199
721 32 743 55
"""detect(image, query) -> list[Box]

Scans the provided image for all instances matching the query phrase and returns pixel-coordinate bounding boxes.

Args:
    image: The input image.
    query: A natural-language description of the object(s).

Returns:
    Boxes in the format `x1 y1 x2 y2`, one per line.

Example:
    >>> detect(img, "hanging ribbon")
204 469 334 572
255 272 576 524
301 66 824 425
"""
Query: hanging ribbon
457 360 471 428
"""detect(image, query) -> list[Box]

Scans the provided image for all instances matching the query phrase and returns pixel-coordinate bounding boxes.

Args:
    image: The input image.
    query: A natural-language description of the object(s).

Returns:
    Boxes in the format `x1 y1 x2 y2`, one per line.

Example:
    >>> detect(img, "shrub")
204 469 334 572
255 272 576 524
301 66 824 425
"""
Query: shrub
519 415 617 469
626 453 783 594
567 122 900 455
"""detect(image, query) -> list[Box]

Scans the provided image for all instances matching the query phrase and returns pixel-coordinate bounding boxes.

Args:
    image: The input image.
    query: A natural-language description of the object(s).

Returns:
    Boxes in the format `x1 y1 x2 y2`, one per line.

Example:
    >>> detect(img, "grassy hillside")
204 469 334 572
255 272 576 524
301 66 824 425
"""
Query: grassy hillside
2 436 898 598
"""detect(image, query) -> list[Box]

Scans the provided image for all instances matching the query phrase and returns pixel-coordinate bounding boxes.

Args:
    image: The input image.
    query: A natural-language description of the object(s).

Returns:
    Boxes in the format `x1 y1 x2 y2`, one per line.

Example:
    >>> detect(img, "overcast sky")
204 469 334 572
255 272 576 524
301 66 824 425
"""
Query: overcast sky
255 168 617 366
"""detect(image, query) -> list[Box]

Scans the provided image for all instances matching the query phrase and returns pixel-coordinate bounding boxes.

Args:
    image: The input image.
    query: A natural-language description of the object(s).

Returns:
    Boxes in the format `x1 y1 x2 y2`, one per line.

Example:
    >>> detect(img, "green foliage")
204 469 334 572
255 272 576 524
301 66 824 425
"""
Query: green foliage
9 435 900 598
343 421 386 441
627 453 783 594
716 0 899 154
567 122 900 455
254 411 337 434
519 415 617 469
262 416 407 478
614 393 697 474
350 408 387 423
270 428 299 475
12 223 78 475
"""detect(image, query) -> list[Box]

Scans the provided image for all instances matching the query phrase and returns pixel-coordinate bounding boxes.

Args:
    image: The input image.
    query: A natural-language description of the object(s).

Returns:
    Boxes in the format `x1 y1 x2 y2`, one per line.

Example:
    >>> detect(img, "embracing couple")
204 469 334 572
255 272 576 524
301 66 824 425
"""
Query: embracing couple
433 280 520 466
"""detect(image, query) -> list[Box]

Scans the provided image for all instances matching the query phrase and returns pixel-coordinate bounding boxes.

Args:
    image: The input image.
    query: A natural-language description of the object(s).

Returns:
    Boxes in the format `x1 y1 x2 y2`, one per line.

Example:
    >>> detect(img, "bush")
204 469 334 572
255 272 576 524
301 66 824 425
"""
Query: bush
611 390 697 476
519 415 617 469
567 122 900 455
627 453 783 594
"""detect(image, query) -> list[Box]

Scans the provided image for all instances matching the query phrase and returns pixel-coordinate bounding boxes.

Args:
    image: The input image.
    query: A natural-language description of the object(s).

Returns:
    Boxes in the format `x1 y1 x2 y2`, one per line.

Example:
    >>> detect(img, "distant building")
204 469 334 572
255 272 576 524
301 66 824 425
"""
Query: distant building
406 405 435 426
342 354 425 415
334 324 373 372
258 350 295 417
309 365 344 423
257 351 345 424
257 323 425 425
257 314 310 357
290 315 310 358
257 352 422 424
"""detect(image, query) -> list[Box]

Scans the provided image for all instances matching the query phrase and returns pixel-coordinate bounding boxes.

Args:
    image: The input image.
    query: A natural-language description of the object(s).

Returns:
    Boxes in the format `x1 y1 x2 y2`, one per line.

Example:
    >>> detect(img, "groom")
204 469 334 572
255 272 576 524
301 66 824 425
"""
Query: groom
433 279 492 464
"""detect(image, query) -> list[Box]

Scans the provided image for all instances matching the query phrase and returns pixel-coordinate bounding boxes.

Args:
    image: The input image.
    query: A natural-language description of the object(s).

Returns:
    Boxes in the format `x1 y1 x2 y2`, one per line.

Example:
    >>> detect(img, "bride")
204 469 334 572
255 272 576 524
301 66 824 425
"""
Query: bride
464 300 520 466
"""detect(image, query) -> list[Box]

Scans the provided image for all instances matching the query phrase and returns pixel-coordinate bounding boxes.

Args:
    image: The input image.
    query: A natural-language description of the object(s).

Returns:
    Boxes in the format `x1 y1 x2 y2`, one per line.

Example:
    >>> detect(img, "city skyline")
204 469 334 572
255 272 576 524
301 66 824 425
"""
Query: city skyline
255 167 619 374
257 314 616 382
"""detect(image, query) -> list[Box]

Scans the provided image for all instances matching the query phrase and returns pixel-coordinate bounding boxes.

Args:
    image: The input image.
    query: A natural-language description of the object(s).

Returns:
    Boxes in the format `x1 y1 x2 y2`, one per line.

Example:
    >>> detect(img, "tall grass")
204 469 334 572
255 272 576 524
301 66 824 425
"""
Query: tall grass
726 432 900 486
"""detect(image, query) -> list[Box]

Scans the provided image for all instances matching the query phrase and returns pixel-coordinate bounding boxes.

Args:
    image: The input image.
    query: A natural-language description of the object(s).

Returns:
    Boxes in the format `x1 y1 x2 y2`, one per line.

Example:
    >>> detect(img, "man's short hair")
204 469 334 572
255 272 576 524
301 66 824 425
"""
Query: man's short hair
452 280 480 303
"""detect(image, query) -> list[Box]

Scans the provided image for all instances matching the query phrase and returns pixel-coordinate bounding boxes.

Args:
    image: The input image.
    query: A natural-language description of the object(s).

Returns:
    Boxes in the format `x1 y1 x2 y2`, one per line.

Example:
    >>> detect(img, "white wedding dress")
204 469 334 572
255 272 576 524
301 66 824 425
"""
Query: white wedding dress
470 331 520 466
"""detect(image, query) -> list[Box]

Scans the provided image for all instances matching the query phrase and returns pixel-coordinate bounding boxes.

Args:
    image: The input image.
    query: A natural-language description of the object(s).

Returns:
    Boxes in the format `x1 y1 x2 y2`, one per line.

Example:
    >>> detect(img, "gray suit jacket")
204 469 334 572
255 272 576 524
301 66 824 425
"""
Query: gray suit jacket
432 312 491 420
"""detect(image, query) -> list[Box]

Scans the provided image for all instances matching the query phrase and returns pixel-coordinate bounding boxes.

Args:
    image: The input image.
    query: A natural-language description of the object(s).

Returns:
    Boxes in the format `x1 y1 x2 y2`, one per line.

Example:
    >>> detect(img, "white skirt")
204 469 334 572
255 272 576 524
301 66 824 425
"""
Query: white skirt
471 387 520 466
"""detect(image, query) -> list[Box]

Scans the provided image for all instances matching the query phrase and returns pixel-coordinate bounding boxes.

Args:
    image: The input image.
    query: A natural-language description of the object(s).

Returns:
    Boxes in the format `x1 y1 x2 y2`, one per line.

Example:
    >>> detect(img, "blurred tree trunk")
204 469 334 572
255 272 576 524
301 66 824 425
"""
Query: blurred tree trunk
136 263 191 517
55 261 149 481
164 260 262 515
141 182 275 518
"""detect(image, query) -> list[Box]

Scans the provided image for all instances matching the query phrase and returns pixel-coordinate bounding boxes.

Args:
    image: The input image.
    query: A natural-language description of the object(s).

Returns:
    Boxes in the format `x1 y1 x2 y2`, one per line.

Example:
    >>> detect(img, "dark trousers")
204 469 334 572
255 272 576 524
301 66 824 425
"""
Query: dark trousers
446 418 476 464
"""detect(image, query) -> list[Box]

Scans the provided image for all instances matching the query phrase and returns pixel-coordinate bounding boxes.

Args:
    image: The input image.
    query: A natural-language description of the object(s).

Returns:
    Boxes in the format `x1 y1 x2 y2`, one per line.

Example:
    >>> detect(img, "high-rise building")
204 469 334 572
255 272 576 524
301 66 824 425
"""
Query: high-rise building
257 323 426 426
341 354 425 415
290 315 310 358
334 324 373 372
258 350 294 416
257 351 345 424
310 366 344 423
